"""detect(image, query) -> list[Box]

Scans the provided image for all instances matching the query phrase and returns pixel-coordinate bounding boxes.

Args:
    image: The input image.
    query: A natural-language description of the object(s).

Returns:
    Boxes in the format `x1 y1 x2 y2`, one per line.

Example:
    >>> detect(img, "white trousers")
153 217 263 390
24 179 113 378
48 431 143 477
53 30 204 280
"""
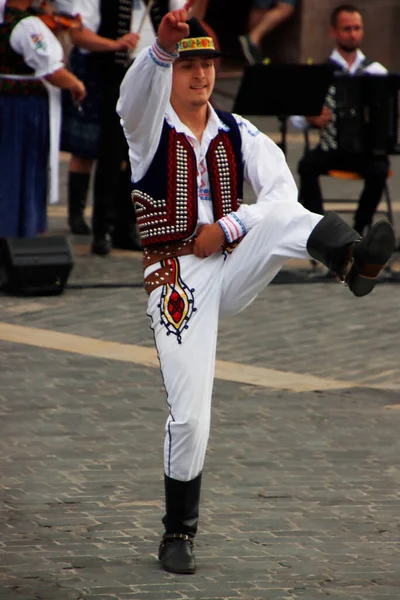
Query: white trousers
146 200 323 481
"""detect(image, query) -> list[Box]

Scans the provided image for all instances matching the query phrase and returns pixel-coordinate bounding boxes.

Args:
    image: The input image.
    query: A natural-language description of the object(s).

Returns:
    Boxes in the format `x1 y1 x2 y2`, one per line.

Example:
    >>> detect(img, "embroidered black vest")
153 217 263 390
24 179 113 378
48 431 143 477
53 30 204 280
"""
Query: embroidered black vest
321 56 375 151
0 7 46 96
132 111 244 246
98 0 133 67
146 0 169 32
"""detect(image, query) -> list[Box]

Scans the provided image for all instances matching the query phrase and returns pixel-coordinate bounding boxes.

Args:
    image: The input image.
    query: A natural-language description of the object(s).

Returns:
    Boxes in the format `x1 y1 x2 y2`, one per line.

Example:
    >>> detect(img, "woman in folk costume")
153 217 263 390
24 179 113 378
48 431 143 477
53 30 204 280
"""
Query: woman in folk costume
0 0 85 238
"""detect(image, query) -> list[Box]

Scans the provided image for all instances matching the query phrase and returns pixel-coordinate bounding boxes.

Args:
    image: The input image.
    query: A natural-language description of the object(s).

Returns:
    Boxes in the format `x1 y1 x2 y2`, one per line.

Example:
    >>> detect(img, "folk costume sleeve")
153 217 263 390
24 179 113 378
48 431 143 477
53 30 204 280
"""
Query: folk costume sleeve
10 16 64 77
217 114 299 244
55 0 101 32
117 40 179 183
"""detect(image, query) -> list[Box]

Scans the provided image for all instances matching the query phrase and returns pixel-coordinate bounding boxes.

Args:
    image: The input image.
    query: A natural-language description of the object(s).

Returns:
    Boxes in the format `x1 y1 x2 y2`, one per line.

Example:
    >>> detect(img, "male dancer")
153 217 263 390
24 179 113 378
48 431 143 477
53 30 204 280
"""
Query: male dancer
117 1 395 574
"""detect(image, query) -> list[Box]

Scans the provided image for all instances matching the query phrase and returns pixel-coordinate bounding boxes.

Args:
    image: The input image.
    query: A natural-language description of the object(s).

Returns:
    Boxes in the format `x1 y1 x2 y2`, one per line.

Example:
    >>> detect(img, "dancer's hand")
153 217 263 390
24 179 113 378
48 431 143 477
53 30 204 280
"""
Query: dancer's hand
158 0 196 54
194 223 226 258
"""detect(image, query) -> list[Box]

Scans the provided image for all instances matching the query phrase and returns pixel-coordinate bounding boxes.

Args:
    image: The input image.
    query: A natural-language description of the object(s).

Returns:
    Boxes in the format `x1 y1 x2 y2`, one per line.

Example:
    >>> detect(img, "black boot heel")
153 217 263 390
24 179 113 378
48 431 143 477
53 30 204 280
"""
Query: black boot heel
346 221 395 297
307 212 395 298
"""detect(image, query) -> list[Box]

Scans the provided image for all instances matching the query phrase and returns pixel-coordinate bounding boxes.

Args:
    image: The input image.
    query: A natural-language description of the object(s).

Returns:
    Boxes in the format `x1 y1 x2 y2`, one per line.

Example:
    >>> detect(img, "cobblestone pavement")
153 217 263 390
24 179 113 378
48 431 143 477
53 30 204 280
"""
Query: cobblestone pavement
1 104 400 600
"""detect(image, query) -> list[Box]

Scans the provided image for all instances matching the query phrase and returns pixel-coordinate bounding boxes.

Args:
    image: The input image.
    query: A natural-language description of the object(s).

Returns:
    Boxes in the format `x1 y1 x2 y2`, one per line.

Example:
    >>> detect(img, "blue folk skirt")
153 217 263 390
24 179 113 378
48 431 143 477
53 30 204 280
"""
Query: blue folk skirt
0 94 49 238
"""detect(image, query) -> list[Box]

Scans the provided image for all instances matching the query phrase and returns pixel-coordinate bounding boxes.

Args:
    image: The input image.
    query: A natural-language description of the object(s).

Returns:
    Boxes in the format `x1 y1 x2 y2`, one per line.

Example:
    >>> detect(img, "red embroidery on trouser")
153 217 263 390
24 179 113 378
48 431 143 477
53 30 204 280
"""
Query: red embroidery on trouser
159 258 196 344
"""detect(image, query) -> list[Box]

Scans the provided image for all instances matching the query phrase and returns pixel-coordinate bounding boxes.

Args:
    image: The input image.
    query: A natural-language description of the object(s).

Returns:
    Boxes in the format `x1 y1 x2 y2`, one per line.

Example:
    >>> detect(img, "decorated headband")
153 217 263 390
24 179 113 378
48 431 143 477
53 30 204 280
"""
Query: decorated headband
178 36 216 53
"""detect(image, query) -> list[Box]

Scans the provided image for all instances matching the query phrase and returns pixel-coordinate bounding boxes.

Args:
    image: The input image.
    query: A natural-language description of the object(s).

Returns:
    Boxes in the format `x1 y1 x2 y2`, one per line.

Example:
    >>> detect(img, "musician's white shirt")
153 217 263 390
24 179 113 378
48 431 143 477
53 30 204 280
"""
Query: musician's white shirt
55 0 155 57
118 41 300 243
291 49 387 130
329 49 387 75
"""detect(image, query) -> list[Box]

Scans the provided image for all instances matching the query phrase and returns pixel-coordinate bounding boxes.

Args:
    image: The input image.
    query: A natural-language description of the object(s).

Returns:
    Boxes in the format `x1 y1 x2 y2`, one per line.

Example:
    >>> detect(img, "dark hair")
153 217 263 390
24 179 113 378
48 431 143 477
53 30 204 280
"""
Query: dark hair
330 4 362 27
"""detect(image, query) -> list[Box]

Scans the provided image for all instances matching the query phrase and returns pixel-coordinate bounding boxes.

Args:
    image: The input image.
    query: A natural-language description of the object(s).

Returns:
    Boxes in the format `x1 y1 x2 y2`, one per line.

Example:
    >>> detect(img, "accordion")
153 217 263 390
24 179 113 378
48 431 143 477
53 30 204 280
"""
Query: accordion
335 74 400 155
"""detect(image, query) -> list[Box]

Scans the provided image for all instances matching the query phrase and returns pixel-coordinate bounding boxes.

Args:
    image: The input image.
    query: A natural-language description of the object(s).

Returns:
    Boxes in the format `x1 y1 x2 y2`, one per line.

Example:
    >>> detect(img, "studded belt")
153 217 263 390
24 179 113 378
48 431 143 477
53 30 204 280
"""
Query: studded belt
143 239 196 295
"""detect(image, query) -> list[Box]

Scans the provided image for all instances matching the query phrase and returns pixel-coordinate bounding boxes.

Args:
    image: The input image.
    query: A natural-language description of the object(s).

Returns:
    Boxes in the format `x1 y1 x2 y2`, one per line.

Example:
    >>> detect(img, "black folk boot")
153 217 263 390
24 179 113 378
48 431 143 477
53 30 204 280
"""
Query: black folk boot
68 172 91 235
307 211 395 297
158 473 202 574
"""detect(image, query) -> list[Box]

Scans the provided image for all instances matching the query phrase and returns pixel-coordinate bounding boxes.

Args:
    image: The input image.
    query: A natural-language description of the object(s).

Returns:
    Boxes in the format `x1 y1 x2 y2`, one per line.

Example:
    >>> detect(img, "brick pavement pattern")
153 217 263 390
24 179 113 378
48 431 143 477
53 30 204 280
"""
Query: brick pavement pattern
2 259 400 600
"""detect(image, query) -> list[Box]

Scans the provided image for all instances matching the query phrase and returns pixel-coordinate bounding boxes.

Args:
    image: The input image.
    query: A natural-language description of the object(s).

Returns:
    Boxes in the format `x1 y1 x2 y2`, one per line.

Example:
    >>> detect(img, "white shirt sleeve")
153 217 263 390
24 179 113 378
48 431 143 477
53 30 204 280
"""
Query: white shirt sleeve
53 0 73 14
117 40 178 182
54 0 100 31
169 0 186 9
10 16 64 77
365 62 388 75
290 115 307 130
218 115 299 242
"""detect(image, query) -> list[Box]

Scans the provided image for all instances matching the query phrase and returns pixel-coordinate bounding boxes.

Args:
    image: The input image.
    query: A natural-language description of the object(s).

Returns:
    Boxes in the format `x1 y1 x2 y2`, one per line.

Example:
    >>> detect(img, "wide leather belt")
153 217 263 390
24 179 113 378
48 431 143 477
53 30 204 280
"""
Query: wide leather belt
143 239 196 295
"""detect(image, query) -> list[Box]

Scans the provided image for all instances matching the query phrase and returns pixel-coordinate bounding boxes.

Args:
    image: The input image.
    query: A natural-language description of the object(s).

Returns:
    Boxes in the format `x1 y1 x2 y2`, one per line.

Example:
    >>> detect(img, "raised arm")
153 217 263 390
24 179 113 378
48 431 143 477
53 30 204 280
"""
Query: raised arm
117 1 194 182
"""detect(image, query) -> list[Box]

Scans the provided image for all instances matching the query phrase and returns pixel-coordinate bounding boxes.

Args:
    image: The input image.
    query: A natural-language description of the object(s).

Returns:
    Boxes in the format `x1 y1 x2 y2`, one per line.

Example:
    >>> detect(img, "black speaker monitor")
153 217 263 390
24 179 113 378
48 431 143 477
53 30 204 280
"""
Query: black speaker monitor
0 236 74 296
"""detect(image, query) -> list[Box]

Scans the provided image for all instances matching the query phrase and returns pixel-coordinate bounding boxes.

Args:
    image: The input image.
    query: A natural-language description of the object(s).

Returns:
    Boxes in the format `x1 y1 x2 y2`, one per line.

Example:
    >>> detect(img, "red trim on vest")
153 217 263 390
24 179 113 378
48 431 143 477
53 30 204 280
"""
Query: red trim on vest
207 131 240 220
134 127 241 246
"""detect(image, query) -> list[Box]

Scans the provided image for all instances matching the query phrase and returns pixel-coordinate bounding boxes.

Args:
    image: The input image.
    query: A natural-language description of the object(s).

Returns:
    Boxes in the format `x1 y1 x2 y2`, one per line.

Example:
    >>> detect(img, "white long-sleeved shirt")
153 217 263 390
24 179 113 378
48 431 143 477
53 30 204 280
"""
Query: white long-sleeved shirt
117 40 299 244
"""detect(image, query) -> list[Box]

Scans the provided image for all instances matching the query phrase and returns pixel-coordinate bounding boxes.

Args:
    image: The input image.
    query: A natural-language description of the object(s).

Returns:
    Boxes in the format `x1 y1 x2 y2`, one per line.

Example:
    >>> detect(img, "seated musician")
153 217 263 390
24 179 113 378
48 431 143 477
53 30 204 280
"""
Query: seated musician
296 3 388 236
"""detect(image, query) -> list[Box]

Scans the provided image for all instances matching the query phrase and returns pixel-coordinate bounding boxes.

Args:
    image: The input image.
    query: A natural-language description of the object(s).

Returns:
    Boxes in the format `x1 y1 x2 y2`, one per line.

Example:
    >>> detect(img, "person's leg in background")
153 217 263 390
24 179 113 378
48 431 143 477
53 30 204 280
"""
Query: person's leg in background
91 69 122 255
353 155 390 236
92 69 141 255
239 0 295 64
61 49 101 236
67 156 92 235
111 128 142 251
297 146 335 215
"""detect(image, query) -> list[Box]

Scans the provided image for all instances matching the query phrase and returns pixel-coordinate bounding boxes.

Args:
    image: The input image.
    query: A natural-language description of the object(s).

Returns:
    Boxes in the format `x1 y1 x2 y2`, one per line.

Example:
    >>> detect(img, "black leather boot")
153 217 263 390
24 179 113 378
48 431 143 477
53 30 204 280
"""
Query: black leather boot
158 473 202 574
68 172 91 235
111 225 142 251
307 212 395 297
91 232 112 256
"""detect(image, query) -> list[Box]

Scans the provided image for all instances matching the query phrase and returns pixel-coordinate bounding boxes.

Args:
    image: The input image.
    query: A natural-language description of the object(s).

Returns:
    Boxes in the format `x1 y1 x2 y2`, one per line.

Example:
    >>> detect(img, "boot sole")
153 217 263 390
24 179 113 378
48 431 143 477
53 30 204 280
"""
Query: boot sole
161 562 196 574
346 221 395 297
